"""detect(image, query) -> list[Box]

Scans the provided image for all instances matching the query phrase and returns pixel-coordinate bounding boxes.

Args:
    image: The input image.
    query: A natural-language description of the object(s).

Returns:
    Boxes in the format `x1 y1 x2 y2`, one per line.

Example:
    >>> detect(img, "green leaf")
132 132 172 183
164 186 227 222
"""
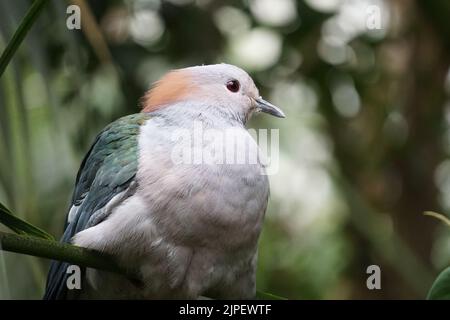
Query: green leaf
256 290 287 300
0 202 54 240
0 0 49 78
427 267 450 300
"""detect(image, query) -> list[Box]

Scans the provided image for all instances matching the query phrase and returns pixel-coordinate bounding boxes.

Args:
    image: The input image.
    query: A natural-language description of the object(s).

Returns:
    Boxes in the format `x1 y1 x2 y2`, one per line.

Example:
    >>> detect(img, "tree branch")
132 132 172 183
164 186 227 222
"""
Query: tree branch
0 231 129 276
0 233 284 299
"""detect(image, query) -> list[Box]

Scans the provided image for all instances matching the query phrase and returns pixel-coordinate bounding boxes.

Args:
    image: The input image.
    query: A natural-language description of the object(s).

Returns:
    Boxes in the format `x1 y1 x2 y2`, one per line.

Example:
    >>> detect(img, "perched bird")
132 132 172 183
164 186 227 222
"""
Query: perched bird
44 64 285 299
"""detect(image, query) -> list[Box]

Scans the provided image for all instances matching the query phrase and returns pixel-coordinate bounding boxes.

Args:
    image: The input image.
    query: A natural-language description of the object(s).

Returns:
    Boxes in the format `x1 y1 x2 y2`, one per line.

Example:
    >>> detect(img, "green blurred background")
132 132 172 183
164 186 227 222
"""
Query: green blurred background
1 0 450 299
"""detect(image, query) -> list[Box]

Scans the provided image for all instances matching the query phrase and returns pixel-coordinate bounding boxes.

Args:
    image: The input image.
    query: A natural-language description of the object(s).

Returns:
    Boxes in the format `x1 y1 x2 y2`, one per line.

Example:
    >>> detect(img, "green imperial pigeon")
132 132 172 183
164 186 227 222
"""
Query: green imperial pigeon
44 64 285 299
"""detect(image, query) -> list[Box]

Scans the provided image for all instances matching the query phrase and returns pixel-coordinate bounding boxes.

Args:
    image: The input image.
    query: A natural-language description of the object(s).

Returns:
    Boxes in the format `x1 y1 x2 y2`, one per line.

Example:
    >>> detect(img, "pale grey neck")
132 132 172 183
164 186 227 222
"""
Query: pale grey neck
147 101 248 129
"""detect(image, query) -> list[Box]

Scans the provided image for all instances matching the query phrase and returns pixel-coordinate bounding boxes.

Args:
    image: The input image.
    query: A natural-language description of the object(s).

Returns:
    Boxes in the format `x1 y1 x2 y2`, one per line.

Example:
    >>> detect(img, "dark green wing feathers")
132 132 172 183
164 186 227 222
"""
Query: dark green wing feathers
68 114 149 234
44 113 150 299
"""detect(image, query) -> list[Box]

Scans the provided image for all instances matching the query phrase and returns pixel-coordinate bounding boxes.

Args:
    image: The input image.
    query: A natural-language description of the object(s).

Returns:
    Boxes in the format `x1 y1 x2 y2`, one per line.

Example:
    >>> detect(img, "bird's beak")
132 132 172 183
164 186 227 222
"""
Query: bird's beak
254 97 285 118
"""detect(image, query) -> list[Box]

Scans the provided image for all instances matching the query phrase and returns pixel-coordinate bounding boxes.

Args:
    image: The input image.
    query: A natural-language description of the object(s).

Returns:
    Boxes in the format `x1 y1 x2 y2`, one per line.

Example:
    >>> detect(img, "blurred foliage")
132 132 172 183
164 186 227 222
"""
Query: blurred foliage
428 266 450 300
0 202 54 240
0 0 450 299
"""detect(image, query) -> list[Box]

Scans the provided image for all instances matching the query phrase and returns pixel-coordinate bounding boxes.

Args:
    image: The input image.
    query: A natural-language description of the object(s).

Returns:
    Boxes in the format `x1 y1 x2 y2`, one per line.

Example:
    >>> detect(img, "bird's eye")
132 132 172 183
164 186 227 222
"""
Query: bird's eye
226 80 240 93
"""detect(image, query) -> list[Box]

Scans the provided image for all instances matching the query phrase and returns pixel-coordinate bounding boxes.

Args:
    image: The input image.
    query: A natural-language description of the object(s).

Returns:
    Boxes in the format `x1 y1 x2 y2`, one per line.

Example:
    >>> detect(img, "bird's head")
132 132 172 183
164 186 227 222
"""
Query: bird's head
142 64 285 123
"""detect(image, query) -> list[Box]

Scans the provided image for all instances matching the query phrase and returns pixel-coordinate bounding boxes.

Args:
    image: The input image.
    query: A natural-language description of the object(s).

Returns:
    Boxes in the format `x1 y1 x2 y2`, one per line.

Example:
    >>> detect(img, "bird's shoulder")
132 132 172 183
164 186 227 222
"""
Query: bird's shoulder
67 112 152 232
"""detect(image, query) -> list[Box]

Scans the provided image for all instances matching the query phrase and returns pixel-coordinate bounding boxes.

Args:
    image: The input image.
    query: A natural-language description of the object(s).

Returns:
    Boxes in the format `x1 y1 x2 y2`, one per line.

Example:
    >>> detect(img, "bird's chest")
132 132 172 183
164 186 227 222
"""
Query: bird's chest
137 121 269 249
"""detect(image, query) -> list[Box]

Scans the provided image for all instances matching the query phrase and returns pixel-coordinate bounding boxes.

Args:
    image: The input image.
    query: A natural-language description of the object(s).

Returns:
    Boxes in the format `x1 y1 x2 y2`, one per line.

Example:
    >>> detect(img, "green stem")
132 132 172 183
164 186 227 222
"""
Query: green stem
0 0 49 77
0 231 128 276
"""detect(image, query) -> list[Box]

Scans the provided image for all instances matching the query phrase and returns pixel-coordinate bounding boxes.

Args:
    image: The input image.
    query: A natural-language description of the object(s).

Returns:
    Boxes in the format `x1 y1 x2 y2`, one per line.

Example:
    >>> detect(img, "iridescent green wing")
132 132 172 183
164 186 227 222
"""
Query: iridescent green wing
44 112 150 300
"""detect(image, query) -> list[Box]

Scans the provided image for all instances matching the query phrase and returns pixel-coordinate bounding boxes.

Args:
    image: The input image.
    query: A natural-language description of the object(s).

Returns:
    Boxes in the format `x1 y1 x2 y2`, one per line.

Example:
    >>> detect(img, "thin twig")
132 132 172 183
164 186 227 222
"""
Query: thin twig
71 0 113 64
424 211 450 228
0 0 49 77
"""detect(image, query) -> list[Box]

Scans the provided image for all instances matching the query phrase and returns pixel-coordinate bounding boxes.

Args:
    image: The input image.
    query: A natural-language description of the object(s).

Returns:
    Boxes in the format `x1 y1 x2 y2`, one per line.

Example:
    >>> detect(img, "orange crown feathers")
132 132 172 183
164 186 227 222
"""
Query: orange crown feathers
141 70 196 112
